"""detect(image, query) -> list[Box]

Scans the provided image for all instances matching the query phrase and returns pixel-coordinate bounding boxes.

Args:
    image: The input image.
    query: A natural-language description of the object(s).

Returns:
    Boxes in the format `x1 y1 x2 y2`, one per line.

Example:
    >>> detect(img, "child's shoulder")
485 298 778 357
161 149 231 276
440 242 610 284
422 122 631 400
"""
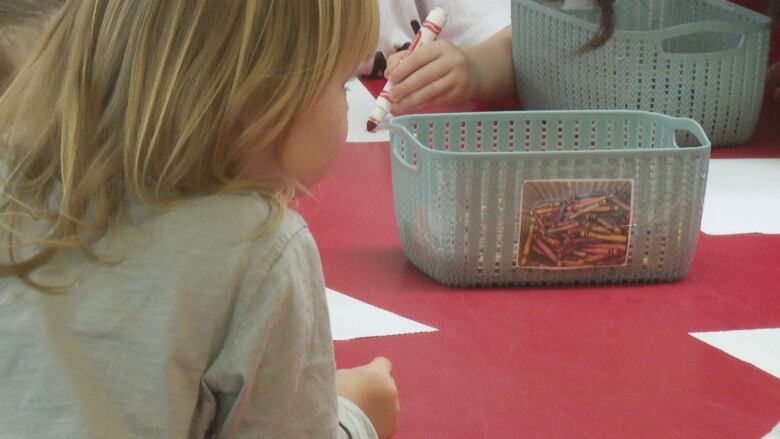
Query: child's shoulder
178 191 304 235
128 193 311 264
176 192 304 231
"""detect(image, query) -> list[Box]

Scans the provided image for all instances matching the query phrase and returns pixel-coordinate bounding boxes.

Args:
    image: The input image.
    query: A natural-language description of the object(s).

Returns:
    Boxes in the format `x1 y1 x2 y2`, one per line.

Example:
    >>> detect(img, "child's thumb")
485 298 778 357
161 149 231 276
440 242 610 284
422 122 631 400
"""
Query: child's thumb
369 356 393 373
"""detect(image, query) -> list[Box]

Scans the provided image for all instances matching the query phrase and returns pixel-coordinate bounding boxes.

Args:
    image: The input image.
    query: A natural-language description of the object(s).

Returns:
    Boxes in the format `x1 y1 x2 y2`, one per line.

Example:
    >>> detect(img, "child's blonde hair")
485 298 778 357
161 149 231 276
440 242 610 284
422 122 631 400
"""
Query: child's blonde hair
0 0 379 285
0 0 61 90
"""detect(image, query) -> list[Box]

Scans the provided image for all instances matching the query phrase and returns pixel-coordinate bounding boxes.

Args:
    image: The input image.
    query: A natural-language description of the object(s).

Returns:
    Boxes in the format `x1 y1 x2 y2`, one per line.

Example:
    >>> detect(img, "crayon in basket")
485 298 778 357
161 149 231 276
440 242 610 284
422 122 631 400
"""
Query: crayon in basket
521 190 632 269
366 7 448 132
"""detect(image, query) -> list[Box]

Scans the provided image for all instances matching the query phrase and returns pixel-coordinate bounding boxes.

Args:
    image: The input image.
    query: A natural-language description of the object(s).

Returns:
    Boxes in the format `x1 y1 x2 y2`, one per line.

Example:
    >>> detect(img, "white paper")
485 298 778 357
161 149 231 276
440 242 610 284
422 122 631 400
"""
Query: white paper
765 421 780 439
690 328 780 381
346 78 391 143
701 159 780 235
326 288 437 341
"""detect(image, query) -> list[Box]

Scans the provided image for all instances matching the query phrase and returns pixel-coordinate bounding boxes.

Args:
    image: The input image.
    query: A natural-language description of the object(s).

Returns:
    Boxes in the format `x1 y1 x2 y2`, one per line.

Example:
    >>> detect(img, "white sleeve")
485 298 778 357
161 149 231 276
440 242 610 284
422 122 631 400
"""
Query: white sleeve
359 0 512 76
205 227 376 439
358 0 420 76
423 0 512 48
378 0 420 53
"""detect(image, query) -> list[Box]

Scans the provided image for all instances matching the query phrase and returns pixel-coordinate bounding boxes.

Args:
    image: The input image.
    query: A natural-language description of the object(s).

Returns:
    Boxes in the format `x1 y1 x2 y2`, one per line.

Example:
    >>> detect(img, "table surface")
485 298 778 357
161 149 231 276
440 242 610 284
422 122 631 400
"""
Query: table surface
299 5 780 436
298 129 779 439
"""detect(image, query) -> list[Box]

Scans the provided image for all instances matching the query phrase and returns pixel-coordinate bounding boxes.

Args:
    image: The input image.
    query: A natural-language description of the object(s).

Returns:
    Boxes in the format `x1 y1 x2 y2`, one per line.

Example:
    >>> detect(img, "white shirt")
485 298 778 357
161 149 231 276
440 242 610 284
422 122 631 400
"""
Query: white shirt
360 0 511 76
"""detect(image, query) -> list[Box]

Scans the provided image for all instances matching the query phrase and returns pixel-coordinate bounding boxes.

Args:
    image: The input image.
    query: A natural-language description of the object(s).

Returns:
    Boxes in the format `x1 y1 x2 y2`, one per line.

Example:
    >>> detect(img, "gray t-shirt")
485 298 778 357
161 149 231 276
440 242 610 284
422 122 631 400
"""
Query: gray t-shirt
0 193 376 438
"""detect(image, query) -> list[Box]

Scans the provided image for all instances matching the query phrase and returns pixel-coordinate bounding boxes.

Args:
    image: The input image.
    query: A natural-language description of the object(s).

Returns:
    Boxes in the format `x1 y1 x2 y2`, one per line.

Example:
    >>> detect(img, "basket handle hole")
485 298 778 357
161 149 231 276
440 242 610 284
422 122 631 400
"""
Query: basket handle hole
674 129 703 148
661 31 742 55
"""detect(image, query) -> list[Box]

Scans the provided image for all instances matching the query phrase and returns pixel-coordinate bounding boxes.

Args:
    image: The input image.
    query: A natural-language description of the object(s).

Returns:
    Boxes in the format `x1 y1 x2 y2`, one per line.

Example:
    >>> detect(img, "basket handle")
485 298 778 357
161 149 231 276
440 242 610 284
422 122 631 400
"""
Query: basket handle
389 123 420 172
667 116 710 148
656 21 755 60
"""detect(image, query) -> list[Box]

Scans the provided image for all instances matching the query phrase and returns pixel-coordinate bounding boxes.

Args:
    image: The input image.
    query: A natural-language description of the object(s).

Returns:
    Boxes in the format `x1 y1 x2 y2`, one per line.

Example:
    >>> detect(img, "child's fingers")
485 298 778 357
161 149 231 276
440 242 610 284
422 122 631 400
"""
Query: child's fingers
387 43 442 85
384 52 406 79
394 74 460 113
390 57 447 103
369 356 393 374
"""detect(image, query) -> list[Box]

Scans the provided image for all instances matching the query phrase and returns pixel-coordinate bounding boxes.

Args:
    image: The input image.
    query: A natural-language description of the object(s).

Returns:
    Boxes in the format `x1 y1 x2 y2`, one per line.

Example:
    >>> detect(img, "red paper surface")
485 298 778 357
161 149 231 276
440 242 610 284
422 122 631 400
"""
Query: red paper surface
313 3 780 436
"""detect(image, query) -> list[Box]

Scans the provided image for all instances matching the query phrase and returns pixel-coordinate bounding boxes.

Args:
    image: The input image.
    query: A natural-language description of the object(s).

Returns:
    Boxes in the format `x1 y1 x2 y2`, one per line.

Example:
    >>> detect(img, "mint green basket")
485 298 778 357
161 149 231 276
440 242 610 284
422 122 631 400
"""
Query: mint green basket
389 111 711 287
512 0 771 147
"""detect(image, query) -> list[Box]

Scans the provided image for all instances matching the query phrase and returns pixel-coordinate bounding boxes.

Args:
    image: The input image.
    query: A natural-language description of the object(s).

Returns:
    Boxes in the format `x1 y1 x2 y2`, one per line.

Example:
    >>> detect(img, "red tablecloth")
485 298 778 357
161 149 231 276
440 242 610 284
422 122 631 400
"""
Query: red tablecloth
299 3 780 437
298 138 779 438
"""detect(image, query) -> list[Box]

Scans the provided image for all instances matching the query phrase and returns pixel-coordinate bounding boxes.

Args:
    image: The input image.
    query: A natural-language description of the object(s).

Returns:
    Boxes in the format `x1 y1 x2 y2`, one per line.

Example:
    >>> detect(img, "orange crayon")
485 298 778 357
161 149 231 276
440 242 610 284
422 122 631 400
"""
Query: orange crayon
590 205 619 214
532 244 556 264
541 235 561 248
534 206 560 215
569 201 612 220
580 231 628 243
535 214 547 231
534 238 559 264
574 196 607 210
521 220 536 265
585 254 613 264
583 247 624 256
590 225 613 235
610 194 631 213
547 222 580 234
596 218 622 234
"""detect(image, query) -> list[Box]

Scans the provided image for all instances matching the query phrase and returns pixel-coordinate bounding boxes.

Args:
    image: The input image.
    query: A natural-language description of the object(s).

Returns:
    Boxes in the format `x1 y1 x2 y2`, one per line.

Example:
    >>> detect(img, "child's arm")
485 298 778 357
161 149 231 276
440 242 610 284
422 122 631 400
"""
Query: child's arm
385 26 516 114
336 358 399 439
206 227 396 438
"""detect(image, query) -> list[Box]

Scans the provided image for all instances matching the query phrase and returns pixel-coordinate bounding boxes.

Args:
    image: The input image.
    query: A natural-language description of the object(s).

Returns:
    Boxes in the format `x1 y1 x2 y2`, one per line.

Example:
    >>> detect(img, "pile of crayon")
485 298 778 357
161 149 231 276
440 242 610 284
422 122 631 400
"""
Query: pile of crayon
520 191 631 268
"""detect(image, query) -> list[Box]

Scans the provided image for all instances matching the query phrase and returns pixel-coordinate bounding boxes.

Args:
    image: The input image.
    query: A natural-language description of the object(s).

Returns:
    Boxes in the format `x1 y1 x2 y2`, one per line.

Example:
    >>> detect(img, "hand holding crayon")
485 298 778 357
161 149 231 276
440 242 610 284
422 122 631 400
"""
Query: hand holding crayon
366 7 448 132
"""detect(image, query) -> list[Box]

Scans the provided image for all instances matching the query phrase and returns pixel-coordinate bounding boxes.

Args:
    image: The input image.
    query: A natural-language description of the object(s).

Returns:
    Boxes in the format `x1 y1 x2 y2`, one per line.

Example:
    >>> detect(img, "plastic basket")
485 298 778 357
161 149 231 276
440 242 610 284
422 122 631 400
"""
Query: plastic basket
512 0 771 147
389 111 711 287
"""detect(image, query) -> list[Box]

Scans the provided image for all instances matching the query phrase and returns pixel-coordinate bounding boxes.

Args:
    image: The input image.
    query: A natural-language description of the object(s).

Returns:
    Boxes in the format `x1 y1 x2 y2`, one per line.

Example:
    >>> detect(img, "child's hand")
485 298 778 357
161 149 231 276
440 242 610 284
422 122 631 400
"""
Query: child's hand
385 40 478 114
336 357 399 439
770 61 780 104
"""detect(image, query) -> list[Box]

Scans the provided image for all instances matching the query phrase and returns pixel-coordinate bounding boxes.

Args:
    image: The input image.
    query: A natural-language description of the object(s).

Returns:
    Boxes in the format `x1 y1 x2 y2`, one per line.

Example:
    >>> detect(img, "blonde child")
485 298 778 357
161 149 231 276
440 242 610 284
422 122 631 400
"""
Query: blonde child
0 1 398 438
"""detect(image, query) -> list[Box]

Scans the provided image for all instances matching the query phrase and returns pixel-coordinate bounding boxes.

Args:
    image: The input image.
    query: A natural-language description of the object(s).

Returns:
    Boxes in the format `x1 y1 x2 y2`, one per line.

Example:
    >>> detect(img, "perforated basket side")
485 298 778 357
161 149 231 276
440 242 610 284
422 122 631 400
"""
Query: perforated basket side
390 111 711 287
511 0 771 147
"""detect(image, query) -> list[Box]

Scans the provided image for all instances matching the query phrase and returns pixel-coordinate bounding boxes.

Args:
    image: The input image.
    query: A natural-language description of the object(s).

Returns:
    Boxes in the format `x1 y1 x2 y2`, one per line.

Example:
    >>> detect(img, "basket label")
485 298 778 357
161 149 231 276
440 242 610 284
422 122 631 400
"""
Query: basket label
518 179 634 269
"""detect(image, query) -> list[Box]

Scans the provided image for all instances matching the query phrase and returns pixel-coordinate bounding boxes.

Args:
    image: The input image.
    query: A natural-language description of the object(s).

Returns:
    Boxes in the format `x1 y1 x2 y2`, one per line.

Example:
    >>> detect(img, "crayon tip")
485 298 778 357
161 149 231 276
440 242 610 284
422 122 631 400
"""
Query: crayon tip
366 120 378 132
